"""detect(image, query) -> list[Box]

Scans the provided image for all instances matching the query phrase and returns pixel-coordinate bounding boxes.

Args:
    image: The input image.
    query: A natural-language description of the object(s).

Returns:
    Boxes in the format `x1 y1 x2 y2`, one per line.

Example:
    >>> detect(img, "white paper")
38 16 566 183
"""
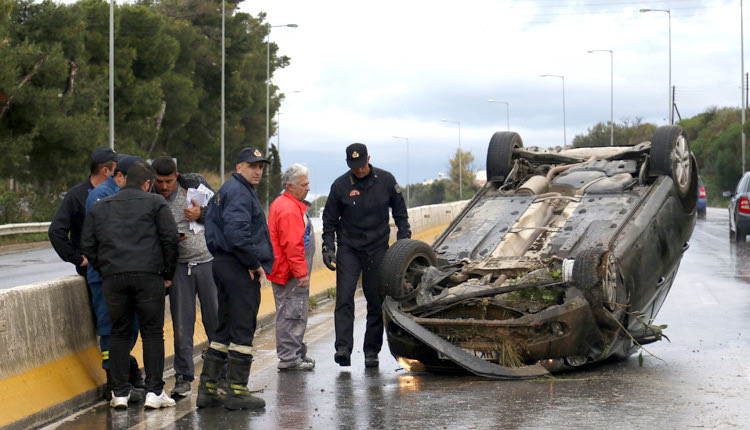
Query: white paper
186 184 214 233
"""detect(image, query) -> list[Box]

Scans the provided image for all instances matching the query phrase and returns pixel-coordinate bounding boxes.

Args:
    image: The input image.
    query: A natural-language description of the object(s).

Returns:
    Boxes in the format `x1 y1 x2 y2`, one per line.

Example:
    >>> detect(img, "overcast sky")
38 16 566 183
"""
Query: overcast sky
237 0 746 197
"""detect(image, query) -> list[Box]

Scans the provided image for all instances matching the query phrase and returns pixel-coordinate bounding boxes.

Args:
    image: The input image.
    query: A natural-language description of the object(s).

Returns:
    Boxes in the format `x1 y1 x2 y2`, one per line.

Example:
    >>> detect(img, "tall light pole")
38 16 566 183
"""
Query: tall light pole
742 0 746 174
392 136 410 207
265 23 297 210
640 8 672 124
441 119 462 199
540 74 566 146
587 49 614 146
220 0 225 183
109 0 114 149
487 99 510 131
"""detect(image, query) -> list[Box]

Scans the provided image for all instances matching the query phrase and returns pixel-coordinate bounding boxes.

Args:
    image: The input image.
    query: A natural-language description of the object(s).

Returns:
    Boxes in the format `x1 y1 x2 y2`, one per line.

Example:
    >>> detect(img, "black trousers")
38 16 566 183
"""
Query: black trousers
334 244 388 355
211 254 261 360
102 272 165 396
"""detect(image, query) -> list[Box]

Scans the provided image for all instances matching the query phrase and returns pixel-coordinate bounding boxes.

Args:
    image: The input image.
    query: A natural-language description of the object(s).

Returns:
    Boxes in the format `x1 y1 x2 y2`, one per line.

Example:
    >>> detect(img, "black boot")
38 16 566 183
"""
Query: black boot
197 353 225 408
224 356 265 410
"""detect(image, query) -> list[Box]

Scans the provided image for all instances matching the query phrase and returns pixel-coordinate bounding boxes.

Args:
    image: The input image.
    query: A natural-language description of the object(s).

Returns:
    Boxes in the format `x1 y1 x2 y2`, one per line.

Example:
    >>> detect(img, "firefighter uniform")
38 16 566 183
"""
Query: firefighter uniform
322 143 411 366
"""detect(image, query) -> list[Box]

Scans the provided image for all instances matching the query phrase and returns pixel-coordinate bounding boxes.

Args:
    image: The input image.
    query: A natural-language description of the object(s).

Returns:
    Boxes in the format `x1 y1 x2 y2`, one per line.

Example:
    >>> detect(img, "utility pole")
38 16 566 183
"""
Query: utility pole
742 0 746 174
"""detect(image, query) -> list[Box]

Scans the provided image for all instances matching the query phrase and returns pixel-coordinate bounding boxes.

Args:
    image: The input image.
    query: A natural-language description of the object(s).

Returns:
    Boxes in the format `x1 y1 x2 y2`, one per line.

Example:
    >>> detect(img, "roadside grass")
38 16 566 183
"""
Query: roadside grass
0 232 49 246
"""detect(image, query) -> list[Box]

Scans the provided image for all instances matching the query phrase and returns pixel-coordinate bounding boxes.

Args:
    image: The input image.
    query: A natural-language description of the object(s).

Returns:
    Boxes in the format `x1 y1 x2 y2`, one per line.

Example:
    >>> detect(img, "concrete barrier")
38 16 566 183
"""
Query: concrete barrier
0 200 467 429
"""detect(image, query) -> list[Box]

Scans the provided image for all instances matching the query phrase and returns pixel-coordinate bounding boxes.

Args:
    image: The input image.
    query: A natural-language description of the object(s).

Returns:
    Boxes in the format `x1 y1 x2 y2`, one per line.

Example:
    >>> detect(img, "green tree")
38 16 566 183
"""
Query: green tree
445 148 478 201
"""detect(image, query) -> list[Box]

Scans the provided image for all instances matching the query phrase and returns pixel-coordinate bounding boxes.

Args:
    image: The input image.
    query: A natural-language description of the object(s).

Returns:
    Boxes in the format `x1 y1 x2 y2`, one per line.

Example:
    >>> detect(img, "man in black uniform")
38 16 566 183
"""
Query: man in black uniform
197 147 273 410
322 143 411 368
49 147 122 277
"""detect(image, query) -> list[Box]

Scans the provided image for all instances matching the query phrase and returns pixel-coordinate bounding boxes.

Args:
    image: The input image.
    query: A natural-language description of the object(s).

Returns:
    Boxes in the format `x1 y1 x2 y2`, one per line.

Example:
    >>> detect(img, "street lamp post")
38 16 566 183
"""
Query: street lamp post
441 119 462 199
109 0 114 149
742 0 746 174
392 136 410 207
265 23 297 210
640 8 672 124
587 49 614 146
487 99 510 131
540 74 567 146
220 0 225 183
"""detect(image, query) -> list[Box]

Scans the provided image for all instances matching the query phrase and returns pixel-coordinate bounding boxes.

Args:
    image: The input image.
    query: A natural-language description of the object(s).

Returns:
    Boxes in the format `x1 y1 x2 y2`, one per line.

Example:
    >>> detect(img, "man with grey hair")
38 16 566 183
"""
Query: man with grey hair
267 163 316 370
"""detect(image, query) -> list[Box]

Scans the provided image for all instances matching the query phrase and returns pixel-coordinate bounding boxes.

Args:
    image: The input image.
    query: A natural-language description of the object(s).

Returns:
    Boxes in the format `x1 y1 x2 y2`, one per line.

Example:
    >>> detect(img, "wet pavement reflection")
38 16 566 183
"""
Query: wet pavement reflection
47 208 750 429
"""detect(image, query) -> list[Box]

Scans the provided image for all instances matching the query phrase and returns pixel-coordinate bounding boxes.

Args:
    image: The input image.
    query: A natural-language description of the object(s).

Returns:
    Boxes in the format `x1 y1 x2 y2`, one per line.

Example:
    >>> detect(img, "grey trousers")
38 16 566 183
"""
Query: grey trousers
273 229 315 368
272 278 310 368
169 260 219 380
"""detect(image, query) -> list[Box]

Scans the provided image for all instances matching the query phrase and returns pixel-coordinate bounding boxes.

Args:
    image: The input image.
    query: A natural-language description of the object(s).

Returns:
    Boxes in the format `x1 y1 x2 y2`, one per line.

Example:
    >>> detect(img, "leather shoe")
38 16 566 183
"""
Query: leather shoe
334 348 350 367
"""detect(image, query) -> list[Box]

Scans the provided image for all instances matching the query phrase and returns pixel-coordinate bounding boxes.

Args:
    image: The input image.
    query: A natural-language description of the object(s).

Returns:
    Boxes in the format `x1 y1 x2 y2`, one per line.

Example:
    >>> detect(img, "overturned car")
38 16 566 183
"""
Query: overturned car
380 125 697 378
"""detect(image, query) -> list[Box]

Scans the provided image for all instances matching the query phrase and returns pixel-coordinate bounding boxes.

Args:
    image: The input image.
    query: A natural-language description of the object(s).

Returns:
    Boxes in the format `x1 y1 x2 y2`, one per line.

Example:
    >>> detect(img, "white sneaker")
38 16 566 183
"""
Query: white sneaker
110 391 130 409
144 390 176 409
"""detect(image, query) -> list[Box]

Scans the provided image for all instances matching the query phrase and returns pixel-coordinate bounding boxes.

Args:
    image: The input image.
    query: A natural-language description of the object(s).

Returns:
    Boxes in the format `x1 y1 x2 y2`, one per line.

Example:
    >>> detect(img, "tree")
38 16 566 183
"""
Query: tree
572 118 655 148
445 148 478 201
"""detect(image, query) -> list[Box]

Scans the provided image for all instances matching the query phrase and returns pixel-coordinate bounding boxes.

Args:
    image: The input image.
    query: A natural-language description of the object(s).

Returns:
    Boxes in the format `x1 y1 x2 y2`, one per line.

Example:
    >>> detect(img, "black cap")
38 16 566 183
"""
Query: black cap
91 147 123 164
236 147 270 165
114 155 143 175
346 143 368 169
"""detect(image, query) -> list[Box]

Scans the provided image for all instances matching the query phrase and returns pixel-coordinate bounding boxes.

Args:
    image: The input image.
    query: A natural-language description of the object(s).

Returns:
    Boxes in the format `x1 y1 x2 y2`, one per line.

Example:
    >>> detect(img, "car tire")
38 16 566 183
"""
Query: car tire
378 239 437 301
572 248 624 331
697 208 706 220
649 125 694 200
486 131 523 181
736 222 746 243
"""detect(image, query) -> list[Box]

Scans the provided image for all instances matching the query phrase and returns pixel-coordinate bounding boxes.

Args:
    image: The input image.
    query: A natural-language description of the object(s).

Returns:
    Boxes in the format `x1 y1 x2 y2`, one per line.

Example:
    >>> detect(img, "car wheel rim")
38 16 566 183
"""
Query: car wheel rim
671 135 691 193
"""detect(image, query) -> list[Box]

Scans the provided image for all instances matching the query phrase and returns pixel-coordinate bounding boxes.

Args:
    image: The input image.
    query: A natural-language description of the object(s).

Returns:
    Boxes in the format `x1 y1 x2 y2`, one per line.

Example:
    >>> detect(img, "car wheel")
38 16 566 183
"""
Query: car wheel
572 248 624 330
378 239 437 301
697 208 706 219
649 125 693 199
486 131 523 181
736 223 746 243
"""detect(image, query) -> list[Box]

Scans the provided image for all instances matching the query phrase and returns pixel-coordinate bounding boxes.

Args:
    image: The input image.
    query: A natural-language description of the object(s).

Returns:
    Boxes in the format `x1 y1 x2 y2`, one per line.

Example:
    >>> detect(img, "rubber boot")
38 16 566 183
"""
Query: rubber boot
196 354 225 408
224 356 265 410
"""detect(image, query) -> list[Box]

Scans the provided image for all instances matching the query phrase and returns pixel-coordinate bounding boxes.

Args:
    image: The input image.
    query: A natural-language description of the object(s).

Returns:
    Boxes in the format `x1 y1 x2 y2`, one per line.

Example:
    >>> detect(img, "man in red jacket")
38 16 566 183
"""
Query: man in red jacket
268 163 316 371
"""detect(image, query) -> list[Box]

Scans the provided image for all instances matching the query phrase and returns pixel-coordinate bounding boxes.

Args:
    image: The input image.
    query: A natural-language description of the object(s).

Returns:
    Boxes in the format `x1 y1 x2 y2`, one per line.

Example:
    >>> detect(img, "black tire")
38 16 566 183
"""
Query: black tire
697 208 706 220
378 239 437 301
736 222 746 243
649 125 693 199
486 131 523 181
572 248 623 330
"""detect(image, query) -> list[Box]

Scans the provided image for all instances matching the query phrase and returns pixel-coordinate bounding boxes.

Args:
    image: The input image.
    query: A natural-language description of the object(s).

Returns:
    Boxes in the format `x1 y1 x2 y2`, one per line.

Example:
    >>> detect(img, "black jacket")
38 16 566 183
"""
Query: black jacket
48 178 94 275
81 186 179 280
205 173 274 273
322 165 410 252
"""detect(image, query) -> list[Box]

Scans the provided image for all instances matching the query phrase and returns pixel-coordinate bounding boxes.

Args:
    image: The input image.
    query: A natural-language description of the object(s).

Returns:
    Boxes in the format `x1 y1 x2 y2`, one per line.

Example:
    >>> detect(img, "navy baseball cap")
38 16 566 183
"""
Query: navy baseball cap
346 143 368 169
114 155 143 175
91 147 123 164
237 147 270 164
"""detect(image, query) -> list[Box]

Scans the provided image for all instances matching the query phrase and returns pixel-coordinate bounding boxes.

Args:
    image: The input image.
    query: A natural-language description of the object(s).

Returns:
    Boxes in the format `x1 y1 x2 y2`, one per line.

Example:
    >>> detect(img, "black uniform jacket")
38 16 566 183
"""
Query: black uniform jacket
81 186 179 280
322 165 411 252
48 178 94 275
204 172 274 273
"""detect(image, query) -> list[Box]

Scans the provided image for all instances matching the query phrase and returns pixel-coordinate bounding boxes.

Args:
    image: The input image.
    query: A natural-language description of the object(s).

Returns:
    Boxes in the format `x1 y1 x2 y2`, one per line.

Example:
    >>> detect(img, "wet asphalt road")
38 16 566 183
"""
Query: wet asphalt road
42 207 750 429
0 245 76 290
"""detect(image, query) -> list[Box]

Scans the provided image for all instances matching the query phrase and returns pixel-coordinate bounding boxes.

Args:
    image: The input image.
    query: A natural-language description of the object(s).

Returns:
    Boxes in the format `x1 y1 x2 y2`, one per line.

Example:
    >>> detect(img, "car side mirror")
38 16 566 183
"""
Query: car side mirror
722 191 732 198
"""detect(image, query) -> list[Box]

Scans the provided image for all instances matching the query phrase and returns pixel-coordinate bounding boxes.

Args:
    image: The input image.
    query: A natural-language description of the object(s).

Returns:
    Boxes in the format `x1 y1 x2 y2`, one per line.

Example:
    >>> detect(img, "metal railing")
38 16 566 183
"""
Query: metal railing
0 222 51 236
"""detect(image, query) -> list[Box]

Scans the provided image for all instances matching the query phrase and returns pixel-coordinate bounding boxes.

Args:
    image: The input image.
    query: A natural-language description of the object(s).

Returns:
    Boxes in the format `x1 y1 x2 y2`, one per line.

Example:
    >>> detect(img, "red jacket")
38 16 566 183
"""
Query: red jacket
267 192 308 284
